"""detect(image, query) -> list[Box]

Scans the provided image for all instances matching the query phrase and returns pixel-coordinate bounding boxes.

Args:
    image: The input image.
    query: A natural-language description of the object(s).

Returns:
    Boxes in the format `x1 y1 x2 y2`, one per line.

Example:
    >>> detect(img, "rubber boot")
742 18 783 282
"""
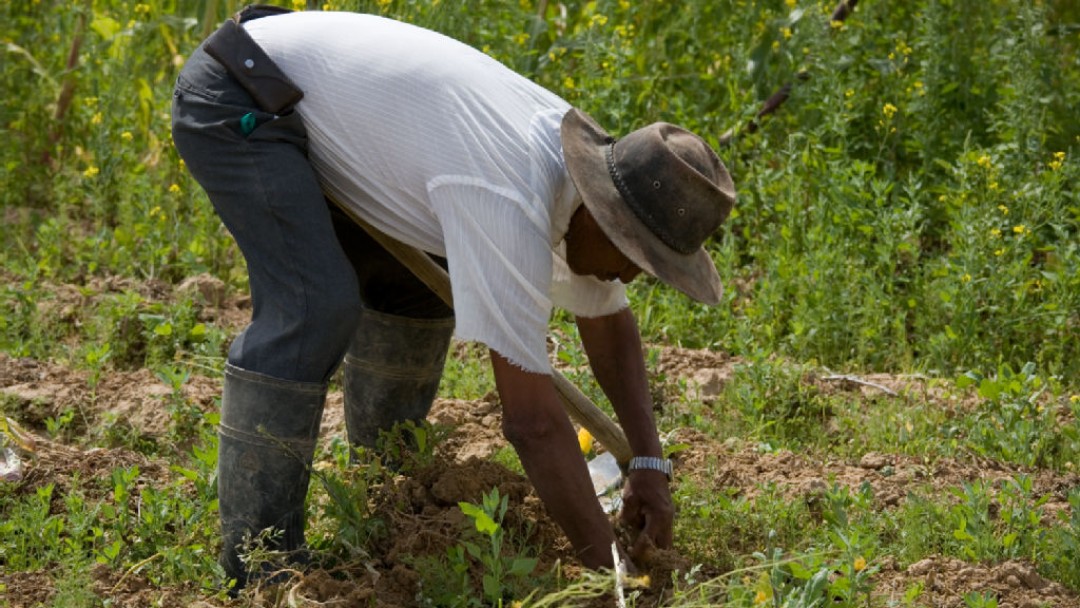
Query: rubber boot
342 307 454 454
217 363 326 594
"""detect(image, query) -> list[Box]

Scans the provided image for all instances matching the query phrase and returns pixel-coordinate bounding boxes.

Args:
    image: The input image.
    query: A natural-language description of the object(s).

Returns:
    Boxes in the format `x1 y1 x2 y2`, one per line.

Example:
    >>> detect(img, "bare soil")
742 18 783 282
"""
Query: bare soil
1 282 1078 607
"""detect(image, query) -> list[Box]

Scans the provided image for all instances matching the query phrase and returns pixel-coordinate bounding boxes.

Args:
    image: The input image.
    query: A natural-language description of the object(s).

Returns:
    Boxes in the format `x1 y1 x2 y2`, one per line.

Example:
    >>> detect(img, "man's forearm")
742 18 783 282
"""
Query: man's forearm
489 350 617 568
576 308 662 459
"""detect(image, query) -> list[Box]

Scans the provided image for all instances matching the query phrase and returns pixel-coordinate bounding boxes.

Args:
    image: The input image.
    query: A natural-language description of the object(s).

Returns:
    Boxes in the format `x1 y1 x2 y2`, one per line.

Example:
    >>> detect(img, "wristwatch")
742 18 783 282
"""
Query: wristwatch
627 456 673 481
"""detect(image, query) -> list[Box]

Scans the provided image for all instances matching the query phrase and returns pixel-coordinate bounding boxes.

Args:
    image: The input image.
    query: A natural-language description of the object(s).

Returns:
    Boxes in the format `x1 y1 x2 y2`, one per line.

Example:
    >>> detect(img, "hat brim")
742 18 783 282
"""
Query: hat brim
561 108 724 305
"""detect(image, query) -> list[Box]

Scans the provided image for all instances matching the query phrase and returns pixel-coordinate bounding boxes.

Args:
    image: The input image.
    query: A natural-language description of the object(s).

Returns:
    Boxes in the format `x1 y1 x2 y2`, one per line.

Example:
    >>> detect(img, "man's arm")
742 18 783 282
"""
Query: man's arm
576 307 674 559
489 351 618 569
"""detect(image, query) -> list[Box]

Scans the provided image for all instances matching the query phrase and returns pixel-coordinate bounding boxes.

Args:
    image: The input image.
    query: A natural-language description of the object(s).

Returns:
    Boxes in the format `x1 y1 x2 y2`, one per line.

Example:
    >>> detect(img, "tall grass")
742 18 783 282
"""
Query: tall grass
2 0 1078 385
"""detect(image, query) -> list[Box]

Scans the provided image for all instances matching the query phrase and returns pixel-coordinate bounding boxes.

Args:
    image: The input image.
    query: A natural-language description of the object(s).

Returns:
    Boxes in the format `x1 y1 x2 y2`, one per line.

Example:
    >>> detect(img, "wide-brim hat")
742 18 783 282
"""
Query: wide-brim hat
561 108 736 304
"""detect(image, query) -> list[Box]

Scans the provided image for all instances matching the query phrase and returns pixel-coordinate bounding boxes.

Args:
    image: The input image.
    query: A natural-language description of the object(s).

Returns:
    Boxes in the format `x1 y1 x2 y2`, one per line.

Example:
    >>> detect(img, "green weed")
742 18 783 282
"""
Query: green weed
458 488 540 606
414 487 540 607
957 362 1074 469
722 357 833 447
964 590 1000 608
1049 488 1080 590
674 478 816 572
308 440 388 565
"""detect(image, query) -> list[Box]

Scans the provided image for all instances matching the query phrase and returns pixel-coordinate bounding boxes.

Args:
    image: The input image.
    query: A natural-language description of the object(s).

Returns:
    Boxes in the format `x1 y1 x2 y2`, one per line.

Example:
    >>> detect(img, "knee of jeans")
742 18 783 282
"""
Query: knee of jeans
307 282 362 339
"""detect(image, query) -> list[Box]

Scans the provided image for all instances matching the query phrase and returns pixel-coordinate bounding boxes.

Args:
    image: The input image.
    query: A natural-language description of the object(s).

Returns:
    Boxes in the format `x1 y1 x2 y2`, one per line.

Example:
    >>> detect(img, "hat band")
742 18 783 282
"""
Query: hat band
605 141 694 255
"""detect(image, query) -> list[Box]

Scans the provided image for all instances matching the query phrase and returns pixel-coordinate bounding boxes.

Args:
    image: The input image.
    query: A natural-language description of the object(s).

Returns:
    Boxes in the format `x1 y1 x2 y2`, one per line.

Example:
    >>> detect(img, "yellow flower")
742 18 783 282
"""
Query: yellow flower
977 155 992 169
121 131 133 141
83 166 99 178
845 88 854 98
785 0 797 8
90 112 103 125
961 273 972 283
625 574 650 588
994 248 1005 256
882 103 897 119
590 14 608 27
854 556 867 572
577 428 593 455
990 228 1001 238
830 19 844 29
169 184 181 194
1012 225 1026 235
998 204 1009 215
1070 395 1079 404
989 181 999 191
512 32 530 46
754 589 769 605
771 40 780 51
1049 151 1065 171
781 27 792 40
563 76 575 90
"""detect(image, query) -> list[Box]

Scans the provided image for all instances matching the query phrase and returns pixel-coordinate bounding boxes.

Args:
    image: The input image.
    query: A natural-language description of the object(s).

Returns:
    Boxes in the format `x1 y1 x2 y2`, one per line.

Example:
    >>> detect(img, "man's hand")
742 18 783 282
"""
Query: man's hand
576 308 674 563
620 469 674 562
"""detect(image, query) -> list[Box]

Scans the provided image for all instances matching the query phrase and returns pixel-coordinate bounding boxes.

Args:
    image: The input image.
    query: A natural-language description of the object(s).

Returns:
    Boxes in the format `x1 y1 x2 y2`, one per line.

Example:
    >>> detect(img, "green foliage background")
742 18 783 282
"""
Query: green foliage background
2 0 1077 385
2 2 1080 604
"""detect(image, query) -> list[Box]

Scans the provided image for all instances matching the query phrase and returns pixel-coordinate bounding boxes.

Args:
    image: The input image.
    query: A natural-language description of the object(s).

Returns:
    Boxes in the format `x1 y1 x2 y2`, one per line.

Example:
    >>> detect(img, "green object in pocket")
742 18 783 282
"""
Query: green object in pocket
240 112 257 136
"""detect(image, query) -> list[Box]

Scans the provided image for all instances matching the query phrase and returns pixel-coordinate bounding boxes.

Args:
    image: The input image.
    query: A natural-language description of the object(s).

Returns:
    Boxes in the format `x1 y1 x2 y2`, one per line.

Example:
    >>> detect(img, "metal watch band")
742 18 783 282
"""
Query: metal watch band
627 456 673 481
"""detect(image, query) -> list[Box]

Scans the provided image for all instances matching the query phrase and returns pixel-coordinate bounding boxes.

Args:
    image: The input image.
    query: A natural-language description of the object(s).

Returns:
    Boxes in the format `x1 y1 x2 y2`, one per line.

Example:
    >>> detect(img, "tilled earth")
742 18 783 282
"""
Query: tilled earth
1 286 1078 606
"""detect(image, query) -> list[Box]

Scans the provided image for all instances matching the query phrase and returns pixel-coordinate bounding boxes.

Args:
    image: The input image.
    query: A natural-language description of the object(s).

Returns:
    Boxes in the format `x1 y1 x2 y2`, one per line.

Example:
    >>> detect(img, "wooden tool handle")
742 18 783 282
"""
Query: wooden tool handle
337 205 633 465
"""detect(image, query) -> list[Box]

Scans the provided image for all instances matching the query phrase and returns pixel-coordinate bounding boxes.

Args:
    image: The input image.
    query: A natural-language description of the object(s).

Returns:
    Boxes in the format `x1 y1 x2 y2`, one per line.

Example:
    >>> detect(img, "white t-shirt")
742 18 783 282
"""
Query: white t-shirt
244 12 628 373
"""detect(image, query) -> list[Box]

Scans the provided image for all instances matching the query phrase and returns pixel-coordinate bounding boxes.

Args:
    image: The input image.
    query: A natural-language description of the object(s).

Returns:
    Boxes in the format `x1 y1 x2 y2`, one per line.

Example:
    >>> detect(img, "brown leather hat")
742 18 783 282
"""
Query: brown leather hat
561 108 736 304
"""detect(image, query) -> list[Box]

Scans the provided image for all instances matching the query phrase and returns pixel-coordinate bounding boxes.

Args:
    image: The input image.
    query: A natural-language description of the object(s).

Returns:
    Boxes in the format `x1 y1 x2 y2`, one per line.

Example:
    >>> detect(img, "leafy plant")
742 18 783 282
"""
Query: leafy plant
308 438 386 562
1046 487 1080 590
957 362 1066 468
457 488 539 607
964 590 1000 608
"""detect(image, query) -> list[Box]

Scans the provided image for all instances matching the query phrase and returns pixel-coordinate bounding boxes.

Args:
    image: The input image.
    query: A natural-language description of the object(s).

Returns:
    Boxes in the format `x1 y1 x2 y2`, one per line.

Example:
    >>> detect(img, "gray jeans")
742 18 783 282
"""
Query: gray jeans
171 45 451 383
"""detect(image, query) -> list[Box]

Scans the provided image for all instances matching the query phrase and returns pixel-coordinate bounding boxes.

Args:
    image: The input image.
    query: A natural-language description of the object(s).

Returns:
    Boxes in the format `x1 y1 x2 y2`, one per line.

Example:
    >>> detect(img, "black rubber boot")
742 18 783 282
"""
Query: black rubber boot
217 363 326 594
343 307 454 453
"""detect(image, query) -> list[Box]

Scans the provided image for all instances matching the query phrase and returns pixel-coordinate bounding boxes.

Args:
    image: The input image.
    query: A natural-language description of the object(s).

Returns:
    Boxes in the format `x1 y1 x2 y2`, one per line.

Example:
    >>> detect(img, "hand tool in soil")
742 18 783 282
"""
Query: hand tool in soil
329 200 633 503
